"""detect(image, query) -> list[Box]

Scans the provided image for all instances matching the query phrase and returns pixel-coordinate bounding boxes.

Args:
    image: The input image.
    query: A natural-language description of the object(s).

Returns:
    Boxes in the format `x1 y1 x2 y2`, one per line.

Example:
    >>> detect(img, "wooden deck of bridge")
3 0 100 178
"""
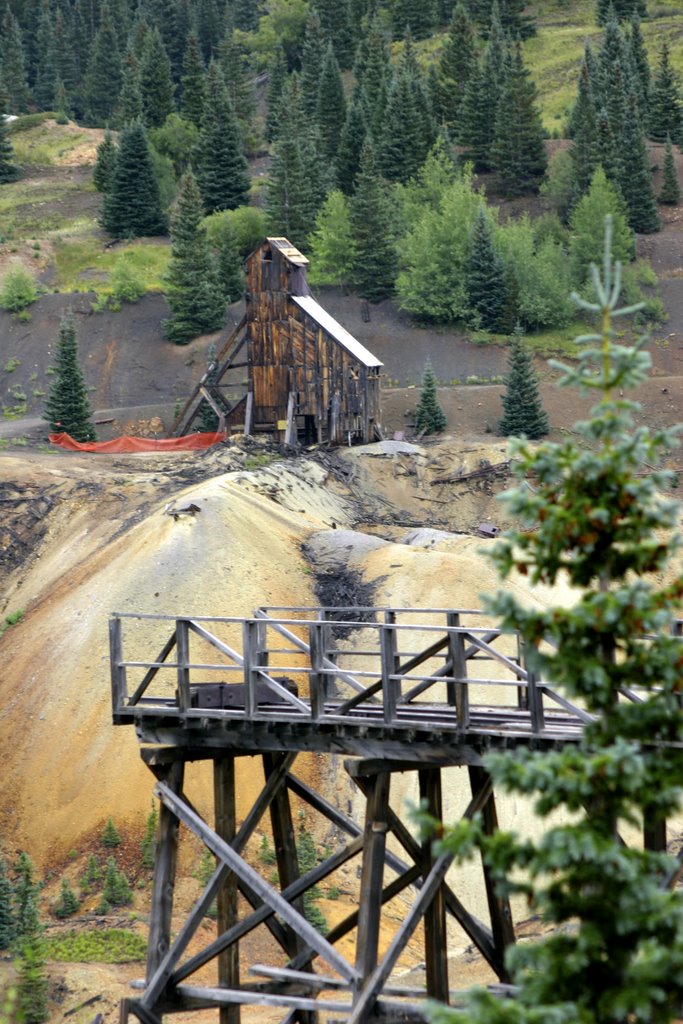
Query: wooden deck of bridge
111 607 681 1024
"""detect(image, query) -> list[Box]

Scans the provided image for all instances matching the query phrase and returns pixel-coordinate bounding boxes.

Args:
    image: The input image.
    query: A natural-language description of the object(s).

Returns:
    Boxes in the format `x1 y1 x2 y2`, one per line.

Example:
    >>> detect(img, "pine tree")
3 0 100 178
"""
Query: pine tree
349 142 396 302
437 217 683 1024
618 91 660 233
101 817 121 847
569 62 599 203
53 10 77 114
101 120 167 237
93 129 117 192
139 26 175 128
116 47 143 126
392 0 436 40
596 11 627 110
628 15 650 122
33 7 57 111
311 0 355 69
164 170 226 345
0 92 21 184
308 189 355 288
415 359 447 434
140 804 158 870
465 207 506 330
336 99 366 195
570 166 634 282
194 64 250 213
659 135 681 204
264 44 287 144
180 32 205 126
0 8 29 113
84 2 122 125
498 329 548 438
0 857 16 949
54 878 79 918
595 105 620 187
300 10 325 118
458 8 507 170
216 31 256 148
266 76 323 250
17 904 48 1024
379 44 430 183
316 43 346 162
233 0 261 31
101 857 132 907
435 2 477 131
649 44 683 145
13 853 40 943
44 316 96 442
357 19 390 146
491 43 547 197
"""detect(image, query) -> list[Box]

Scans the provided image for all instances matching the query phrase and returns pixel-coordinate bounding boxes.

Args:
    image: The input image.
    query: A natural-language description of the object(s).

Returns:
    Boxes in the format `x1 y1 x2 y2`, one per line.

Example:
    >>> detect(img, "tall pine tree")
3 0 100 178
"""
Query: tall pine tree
659 135 681 204
44 316 96 442
415 358 447 434
139 26 175 128
498 328 548 438
491 42 547 197
349 142 396 302
649 43 683 145
465 206 506 330
164 170 226 345
316 43 346 162
434 3 477 131
84 2 122 125
194 63 250 213
0 8 29 113
618 91 660 233
101 120 167 237
180 31 206 126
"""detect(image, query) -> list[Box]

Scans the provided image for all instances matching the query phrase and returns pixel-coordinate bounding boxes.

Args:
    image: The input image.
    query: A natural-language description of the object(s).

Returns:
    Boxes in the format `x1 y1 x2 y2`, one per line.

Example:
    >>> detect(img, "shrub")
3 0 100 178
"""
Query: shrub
204 205 266 257
110 255 146 304
53 879 79 919
101 818 121 848
0 266 37 312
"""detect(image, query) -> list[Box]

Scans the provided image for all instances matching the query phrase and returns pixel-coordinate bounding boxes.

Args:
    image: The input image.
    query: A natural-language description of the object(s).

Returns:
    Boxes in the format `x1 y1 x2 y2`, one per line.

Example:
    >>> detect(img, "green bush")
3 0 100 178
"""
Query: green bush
110 255 146 304
0 266 37 312
44 928 146 963
101 818 121 848
204 205 266 257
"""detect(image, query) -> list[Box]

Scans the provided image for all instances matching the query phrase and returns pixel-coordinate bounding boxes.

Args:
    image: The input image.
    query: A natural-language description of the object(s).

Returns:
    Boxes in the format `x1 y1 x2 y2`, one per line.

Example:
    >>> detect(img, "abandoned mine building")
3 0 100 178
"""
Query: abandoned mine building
172 237 383 446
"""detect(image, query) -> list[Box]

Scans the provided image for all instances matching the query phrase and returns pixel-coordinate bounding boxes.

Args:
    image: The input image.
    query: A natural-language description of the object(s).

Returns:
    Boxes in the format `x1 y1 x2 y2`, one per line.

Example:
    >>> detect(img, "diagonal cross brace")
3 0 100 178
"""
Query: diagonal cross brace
154 781 358 985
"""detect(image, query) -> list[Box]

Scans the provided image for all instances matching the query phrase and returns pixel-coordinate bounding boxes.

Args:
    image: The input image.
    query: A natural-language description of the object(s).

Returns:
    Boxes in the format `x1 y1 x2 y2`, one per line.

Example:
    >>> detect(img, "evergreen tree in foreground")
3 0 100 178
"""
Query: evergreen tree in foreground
164 171 225 345
415 359 447 435
659 135 681 204
101 121 167 238
428 216 683 1024
0 92 20 183
44 316 96 442
498 328 548 439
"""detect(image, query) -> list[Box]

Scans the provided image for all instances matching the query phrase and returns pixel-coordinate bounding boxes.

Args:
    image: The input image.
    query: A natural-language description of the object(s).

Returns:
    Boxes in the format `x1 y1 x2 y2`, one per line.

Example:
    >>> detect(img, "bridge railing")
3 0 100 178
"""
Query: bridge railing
110 609 683 736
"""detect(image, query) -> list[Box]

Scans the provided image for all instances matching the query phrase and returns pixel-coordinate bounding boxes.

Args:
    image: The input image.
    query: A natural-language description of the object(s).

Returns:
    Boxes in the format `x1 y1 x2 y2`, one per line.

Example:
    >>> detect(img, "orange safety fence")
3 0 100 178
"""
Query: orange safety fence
49 431 228 453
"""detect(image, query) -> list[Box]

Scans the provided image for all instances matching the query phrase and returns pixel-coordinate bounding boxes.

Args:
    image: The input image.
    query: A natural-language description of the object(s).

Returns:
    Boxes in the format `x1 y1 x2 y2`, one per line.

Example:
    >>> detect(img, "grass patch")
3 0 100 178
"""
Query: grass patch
45 929 147 964
0 178 96 240
470 321 583 358
53 238 170 294
0 609 25 637
9 120 95 166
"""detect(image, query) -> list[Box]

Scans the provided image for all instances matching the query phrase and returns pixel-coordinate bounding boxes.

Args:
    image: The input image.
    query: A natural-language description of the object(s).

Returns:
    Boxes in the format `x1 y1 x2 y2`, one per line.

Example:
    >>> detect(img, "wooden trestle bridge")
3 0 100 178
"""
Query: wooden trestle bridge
110 606 681 1024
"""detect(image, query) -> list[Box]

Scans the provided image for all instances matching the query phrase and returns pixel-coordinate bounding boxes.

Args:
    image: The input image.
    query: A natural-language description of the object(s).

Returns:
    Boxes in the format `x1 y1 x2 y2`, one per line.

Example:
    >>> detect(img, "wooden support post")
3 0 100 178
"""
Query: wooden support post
381 612 399 725
354 772 390 991
175 619 191 711
468 766 514 981
244 390 253 437
214 757 239 1024
284 391 297 448
109 616 127 711
263 753 313 1024
418 769 449 1004
242 620 258 718
449 614 469 729
309 621 325 721
644 815 667 853
147 761 184 986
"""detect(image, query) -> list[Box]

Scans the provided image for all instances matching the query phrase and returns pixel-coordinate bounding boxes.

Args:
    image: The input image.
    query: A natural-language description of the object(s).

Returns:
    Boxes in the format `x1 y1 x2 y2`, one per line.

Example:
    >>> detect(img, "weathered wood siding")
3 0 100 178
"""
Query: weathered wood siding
244 239 381 443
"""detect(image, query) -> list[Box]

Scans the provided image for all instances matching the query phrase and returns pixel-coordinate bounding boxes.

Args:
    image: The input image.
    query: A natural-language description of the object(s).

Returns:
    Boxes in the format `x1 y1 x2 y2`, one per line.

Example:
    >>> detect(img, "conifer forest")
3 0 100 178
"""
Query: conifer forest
2 1 683 1022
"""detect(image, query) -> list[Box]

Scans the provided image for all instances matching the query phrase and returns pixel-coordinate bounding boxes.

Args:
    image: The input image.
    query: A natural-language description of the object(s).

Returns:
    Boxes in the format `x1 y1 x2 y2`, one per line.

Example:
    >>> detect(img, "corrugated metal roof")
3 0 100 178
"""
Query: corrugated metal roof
292 295 383 368
267 237 310 266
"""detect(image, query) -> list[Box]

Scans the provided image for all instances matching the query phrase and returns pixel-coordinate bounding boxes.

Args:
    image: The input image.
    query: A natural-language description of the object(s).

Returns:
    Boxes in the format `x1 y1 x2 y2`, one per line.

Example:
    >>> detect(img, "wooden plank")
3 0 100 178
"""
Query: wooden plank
175 985 352 1014
214 757 239 1024
155 782 357 983
381 612 399 725
147 760 184 983
128 631 177 706
109 616 127 710
173 835 364 985
176 619 191 711
244 391 253 436
284 391 297 448
355 772 390 983
468 766 514 981
419 769 448 1004
349 851 454 1024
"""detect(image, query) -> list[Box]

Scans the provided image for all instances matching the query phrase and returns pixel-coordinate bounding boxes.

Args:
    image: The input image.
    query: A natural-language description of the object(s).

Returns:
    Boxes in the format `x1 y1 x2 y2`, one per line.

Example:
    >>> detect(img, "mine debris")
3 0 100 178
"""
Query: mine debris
431 460 511 486
163 502 201 521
